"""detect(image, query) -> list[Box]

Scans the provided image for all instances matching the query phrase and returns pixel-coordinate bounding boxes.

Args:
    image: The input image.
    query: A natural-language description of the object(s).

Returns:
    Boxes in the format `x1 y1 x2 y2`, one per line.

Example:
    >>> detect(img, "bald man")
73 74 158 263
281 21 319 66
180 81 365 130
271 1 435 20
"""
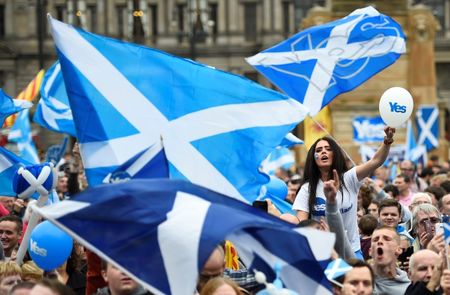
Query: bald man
405 249 442 294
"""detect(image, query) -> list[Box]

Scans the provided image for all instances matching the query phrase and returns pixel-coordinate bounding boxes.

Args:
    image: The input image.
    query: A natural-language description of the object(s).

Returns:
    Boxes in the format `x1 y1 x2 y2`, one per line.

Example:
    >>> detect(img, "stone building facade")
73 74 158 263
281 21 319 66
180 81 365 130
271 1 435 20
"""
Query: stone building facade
0 0 449 161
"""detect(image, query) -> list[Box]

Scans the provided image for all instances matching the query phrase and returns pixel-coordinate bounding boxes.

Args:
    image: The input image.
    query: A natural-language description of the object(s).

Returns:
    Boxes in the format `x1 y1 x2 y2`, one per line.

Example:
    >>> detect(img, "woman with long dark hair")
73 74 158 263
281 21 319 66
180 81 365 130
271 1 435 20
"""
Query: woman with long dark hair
293 127 395 256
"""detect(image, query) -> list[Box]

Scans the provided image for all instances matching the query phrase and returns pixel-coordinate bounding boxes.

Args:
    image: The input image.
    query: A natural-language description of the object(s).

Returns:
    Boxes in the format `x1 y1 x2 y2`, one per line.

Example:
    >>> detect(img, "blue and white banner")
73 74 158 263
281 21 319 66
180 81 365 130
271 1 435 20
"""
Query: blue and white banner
8 109 39 164
352 116 385 143
246 6 406 116
33 62 76 137
33 179 335 295
0 89 32 127
49 17 308 203
416 105 439 151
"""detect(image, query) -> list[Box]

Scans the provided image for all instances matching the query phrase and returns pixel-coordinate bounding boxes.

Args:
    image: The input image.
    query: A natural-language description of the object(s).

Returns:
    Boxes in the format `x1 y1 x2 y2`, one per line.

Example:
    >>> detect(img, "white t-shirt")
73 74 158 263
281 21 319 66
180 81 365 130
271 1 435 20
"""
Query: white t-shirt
292 167 362 252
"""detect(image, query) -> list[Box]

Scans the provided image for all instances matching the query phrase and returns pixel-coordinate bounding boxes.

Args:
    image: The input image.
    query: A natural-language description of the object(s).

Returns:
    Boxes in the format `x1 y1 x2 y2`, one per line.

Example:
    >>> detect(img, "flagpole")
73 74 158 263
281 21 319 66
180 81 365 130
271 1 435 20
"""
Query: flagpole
308 115 357 167
15 193 49 265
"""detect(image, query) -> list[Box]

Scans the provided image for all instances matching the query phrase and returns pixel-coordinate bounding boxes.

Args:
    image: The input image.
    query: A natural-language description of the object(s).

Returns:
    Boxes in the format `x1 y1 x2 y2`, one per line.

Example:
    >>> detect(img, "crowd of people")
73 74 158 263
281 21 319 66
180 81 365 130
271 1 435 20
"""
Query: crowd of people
0 129 449 295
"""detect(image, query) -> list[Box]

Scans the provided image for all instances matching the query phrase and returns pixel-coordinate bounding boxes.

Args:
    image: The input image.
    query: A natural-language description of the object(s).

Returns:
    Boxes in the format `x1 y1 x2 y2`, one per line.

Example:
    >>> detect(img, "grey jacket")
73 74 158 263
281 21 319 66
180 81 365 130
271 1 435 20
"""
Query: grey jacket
95 286 151 295
374 268 411 295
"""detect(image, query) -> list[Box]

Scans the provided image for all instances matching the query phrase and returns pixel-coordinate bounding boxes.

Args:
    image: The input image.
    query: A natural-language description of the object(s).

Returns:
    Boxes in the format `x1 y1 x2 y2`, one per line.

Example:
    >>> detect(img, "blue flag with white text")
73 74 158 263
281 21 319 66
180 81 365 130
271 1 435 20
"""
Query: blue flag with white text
49 17 309 203
416 105 439 151
34 179 335 295
8 109 39 164
33 62 76 137
246 6 406 116
0 89 32 127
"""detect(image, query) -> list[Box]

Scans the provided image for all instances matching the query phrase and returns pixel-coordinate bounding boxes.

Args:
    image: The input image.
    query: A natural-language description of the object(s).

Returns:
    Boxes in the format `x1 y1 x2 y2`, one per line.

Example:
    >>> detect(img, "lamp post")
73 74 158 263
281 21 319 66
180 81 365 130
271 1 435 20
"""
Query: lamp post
36 0 46 69
188 0 209 60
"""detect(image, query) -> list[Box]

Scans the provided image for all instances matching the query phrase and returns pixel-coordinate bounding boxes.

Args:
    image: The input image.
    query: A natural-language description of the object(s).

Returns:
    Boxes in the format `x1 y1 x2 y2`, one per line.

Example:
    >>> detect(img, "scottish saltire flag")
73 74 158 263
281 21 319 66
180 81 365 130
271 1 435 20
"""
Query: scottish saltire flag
261 147 295 175
46 136 69 166
33 179 335 295
404 120 416 161
49 17 309 203
33 62 76 137
444 222 450 245
246 6 406 116
0 147 32 196
0 89 32 127
8 109 39 164
324 259 352 282
416 105 439 151
405 120 428 165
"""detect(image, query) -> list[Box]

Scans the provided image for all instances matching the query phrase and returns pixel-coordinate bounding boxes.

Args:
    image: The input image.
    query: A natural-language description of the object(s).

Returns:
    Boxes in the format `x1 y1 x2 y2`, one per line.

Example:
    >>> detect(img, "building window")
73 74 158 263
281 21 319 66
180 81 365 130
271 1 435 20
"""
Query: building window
87 5 97 33
209 3 218 41
0 5 4 37
149 4 158 37
244 2 257 42
55 5 66 22
294 0 325 30
177 3 186 43
116 5 126 39
413 0 448 38
282 1 291 37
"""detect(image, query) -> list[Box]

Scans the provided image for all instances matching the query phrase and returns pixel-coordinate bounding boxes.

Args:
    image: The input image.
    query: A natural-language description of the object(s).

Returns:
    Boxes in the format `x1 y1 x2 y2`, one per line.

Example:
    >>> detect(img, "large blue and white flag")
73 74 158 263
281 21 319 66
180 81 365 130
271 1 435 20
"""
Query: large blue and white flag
33 62 76 137
352 116 385 143
49 17 309 203
0 147 32 196
246 6 406 116
416 105 439 151
33 179 334 295
8 109 39 164
0 89 32 127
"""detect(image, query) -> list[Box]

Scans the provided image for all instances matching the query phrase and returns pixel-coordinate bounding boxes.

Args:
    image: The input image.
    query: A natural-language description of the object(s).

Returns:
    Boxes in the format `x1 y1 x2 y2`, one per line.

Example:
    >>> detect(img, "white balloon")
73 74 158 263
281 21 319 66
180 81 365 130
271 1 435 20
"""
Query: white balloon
379 87 413 127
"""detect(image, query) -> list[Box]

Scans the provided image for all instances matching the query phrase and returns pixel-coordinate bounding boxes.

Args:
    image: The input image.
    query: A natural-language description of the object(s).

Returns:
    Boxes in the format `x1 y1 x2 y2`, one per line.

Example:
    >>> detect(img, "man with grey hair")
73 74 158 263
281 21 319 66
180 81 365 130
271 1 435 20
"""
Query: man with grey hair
405 249 443 294
411 204 442 252
439 194 450 216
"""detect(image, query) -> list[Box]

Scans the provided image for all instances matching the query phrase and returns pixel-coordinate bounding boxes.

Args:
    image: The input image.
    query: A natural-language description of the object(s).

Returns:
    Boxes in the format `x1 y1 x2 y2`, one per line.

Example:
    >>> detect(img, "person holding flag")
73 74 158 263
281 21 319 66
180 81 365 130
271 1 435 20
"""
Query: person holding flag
293 126 395 258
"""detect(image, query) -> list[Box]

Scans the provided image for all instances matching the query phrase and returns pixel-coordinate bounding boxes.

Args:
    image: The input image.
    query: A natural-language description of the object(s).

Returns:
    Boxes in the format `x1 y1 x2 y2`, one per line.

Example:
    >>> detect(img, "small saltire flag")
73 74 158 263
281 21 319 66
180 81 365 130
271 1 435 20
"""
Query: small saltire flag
49 16 309 203
261 147 296 175
33 62 77 137
405 120 416 161
443 222 450 245
4 70 44 128
416 105 439 151
246 6 406 116
33 179 335 295
0 89 32 127
45 136 69 166
324 258 352 283
8 109 40 164
0 146 32 196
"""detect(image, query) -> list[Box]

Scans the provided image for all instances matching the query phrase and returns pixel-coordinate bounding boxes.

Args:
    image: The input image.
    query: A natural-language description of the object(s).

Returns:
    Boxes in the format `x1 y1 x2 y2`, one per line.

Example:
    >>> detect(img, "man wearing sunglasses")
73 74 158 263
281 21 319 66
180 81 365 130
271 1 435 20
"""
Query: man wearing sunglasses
411 204 443 253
